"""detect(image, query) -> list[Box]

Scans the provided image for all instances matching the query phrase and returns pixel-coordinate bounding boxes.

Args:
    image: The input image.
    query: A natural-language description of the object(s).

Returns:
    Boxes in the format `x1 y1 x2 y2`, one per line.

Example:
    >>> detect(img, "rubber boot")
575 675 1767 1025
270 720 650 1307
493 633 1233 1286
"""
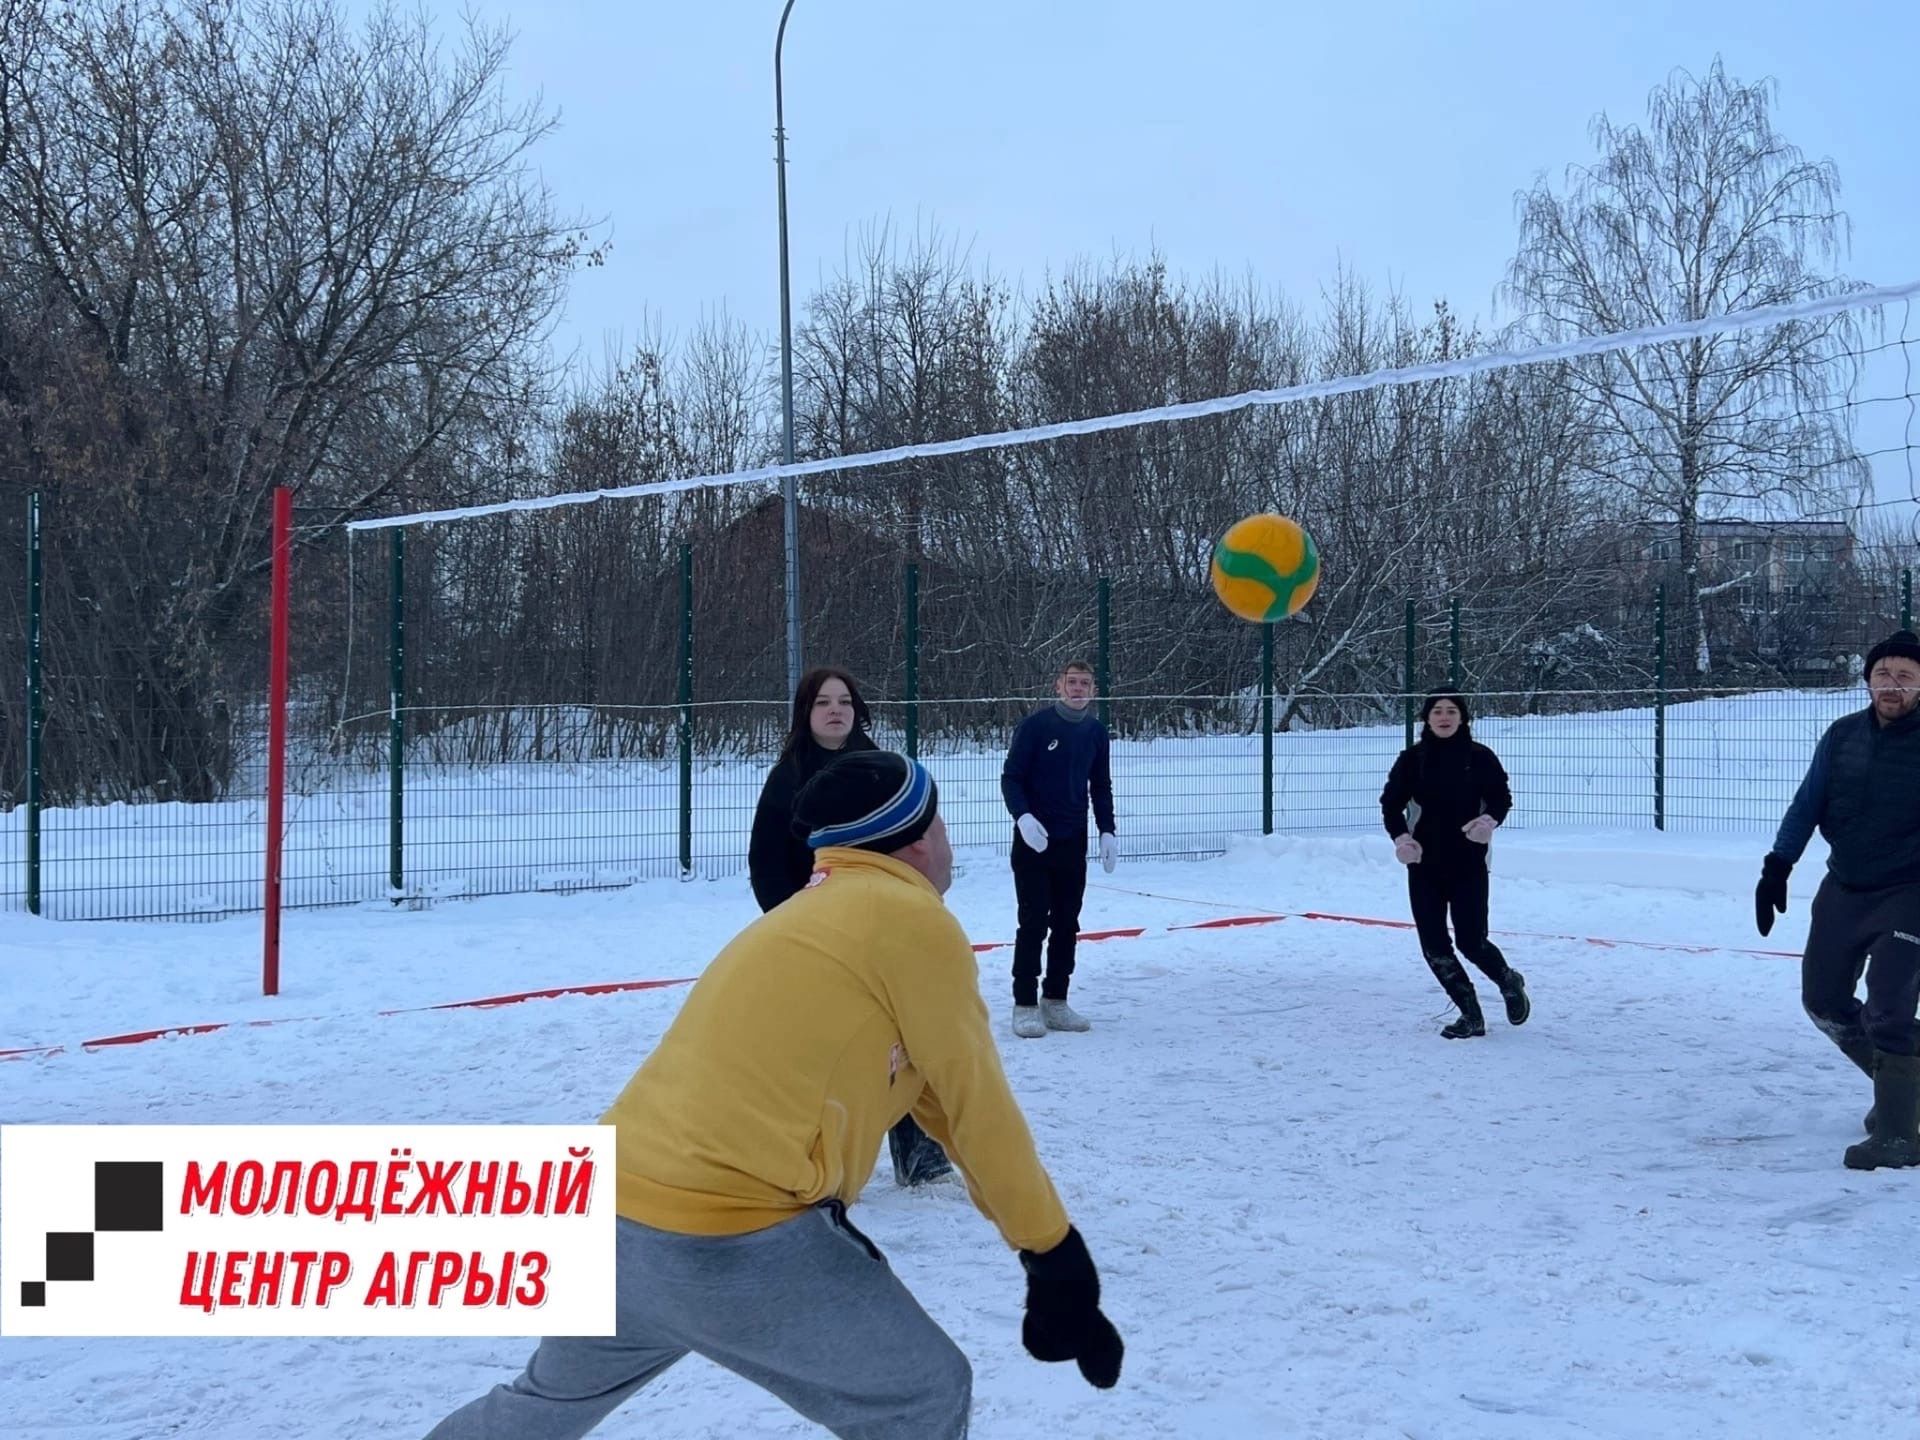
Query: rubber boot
1835 1033 1877 1076
1826 1032 1878 1131
1843 1052 1920 1171
1425 953 1486 1039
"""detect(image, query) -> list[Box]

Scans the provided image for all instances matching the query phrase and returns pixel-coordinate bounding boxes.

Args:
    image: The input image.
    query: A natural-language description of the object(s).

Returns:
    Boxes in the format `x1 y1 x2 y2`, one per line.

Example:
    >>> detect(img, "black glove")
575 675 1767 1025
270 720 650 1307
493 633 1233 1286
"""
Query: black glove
1756 852 1791 937
1019 1225 1124 1389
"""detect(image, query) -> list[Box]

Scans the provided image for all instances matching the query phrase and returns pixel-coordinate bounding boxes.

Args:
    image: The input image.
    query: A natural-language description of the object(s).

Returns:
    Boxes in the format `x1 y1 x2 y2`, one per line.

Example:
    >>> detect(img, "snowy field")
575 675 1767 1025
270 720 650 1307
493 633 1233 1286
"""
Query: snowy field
5 818 1917 1439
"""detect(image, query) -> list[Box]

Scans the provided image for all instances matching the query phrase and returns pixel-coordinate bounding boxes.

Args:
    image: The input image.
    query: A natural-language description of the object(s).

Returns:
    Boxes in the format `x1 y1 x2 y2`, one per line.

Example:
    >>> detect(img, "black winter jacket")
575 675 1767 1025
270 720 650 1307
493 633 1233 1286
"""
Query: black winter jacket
747 731 879 911
1379 735 1513 853
1772 703 1920 891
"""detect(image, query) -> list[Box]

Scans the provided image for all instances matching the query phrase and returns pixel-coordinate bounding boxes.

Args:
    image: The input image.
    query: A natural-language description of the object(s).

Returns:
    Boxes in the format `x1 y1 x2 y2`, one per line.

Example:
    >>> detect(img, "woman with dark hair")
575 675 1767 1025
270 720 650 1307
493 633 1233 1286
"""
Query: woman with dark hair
748 667 877 912
1379 688 1531 1039
747 666 954 1187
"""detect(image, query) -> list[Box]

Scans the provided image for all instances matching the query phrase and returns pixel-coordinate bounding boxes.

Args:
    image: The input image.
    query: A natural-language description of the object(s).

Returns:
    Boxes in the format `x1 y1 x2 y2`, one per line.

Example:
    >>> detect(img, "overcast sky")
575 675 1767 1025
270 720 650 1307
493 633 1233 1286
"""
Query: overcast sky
395 0 1920 515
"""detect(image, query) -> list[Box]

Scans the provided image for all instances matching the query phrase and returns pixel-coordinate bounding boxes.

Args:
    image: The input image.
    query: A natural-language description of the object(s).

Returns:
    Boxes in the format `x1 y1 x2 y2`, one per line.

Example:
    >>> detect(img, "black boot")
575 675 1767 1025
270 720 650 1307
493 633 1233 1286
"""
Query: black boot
889 1115 954 1187
1441 999 1487 1040
1425 953 1486 1039
1497 968 1530 1026
1463 940 1528 1028
1825 1032 1877 1132
1833 1032 1877 1076
1843 1053 1920 1171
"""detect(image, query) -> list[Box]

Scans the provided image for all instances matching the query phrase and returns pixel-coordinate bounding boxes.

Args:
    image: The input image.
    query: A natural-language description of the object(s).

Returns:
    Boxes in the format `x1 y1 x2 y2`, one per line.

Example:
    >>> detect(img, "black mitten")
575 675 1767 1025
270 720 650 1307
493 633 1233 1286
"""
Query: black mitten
1019 1226 1124 1389
1756 852 1791 937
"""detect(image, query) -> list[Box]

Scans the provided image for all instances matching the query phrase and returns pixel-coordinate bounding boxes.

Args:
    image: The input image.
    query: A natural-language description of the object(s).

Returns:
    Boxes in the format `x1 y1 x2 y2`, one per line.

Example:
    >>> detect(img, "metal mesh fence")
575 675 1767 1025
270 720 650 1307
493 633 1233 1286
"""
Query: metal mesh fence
0 681 1879 922
4 478 1915 920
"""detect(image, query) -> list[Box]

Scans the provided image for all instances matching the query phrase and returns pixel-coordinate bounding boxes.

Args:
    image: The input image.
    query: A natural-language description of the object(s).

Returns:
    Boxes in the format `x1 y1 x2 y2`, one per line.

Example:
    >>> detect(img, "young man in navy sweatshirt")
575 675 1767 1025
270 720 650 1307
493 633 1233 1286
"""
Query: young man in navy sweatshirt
1000 660 1117 1038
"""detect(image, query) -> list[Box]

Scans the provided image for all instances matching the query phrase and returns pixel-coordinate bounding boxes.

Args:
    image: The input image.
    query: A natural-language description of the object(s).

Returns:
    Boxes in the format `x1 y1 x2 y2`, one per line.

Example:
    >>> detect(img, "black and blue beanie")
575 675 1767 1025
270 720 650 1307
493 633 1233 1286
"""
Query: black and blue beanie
793 750 938 852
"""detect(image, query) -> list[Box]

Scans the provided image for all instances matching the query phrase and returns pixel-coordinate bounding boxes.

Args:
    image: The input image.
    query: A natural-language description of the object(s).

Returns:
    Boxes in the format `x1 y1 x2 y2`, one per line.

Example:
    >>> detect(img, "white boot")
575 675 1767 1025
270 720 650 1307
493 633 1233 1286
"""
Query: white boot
1041 998 1091 1032
1012 1005 1047 1039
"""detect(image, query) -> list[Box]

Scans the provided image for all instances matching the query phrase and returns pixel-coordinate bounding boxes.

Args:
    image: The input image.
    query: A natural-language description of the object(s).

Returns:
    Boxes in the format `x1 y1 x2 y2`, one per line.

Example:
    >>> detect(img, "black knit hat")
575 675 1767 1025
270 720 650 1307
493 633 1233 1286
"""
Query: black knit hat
792 750 938 853
1865 630 1920 676
1419 688 1473 728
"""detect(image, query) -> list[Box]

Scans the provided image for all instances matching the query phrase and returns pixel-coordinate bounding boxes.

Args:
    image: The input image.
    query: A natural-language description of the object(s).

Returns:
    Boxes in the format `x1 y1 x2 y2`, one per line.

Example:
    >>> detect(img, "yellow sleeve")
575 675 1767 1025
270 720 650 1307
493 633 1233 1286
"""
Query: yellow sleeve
893 913 1072 1253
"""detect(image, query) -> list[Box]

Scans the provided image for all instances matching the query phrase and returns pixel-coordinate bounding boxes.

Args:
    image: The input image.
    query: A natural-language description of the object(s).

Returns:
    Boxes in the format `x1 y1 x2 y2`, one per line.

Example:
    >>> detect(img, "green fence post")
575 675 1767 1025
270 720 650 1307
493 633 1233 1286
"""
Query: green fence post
1097 575 1112 730
904 561 920 760
388 528 405 898
1903 568 1912 632
679 543 694 876
1448 596 1461 691
1403 597 1417 749
1261 619 1275 835
1654 586 1667 833
25 491 43 916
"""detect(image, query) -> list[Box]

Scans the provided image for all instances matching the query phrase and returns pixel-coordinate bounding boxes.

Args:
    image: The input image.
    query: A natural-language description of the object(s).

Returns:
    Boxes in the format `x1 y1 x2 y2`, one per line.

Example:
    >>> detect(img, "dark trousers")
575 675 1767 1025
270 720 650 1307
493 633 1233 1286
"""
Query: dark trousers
1802 876 1920 1064
1011 830 1088 1006
1408 846 1512 999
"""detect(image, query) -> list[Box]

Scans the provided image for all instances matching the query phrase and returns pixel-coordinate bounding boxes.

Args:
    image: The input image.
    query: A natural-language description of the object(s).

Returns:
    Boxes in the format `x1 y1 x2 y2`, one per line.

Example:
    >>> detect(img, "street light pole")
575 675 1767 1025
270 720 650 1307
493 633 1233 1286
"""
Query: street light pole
774 0 803 696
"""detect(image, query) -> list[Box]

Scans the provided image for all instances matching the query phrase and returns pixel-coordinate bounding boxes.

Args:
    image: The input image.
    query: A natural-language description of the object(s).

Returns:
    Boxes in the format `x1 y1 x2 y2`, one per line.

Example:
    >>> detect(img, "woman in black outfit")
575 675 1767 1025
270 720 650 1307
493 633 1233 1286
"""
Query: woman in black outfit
748 666 879 911
1379 688 1532 1039
746 666 953 1186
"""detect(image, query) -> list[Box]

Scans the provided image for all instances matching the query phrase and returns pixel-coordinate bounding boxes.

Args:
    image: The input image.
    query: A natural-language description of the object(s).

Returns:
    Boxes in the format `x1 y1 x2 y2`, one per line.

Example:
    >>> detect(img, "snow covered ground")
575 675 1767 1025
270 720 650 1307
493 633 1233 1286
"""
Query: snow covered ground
4 822 1915 1439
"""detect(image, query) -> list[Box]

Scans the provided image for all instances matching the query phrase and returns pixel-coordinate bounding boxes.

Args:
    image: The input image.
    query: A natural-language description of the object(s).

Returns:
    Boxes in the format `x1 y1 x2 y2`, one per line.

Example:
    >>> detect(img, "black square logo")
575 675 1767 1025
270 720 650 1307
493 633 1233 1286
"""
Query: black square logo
95 1160 164 1232
46 1232 94 1283
20 1281 46 1307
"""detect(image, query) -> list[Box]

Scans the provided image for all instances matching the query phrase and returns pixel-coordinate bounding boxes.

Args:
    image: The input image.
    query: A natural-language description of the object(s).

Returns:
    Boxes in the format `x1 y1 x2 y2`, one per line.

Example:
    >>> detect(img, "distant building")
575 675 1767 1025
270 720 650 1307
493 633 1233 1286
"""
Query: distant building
1625 518 1866 675
1632 518 1854 604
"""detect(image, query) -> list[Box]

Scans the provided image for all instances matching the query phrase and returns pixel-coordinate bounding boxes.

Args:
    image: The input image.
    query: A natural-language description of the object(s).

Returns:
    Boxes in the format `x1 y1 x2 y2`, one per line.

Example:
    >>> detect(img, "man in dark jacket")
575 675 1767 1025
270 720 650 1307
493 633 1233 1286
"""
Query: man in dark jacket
1000 660 1117 1039
1760 628 1920 1171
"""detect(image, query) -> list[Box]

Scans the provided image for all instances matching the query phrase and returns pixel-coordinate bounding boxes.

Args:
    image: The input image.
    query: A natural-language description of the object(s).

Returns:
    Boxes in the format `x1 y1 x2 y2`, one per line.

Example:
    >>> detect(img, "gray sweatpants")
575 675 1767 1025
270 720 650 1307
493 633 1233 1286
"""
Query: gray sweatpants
424 1204 971 1440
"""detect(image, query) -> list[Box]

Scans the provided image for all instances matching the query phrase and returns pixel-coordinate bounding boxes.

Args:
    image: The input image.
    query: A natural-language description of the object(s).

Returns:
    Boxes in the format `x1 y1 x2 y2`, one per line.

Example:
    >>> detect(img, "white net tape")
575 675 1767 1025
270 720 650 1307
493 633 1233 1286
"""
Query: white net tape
347 278 1920 533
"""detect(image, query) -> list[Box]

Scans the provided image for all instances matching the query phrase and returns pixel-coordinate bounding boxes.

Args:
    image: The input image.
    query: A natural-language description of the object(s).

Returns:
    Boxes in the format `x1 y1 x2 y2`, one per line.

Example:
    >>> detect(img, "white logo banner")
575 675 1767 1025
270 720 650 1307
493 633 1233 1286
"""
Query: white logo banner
0 1125 615 1337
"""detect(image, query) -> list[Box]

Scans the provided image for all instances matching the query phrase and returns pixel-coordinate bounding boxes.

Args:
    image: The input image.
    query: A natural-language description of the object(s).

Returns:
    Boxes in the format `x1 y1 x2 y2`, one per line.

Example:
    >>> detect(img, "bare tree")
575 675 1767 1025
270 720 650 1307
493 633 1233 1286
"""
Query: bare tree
790 221 1029 699
1504 57 1867 678
0 0 595 799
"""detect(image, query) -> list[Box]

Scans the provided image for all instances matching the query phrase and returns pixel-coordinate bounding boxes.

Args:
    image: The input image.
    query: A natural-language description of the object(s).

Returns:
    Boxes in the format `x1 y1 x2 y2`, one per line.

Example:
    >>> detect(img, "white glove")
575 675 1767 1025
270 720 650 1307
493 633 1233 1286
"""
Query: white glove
1393 835 1423 865
1016 813 1049 852
1099 832 1118 873
1462 815 1498 845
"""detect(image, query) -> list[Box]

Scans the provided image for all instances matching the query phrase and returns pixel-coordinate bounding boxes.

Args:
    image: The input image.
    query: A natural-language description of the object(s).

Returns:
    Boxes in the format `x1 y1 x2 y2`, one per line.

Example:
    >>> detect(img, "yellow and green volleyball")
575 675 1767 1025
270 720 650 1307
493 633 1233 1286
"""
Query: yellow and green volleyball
1209 513 1321 623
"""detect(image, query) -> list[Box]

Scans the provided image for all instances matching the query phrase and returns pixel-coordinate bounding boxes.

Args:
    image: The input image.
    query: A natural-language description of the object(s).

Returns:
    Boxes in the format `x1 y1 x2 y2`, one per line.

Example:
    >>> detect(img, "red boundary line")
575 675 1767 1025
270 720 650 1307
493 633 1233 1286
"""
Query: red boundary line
381 977 697 1015
85 1019 288 1050
4 911 1797 1062
1173 914 1288 931
1 977 701 1061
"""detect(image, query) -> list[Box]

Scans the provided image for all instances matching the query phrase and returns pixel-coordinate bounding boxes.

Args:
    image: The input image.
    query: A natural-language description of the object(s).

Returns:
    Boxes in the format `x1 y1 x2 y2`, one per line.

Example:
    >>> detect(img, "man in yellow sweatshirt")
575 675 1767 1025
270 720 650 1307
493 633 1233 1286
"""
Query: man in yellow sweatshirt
426 750 1123 1440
